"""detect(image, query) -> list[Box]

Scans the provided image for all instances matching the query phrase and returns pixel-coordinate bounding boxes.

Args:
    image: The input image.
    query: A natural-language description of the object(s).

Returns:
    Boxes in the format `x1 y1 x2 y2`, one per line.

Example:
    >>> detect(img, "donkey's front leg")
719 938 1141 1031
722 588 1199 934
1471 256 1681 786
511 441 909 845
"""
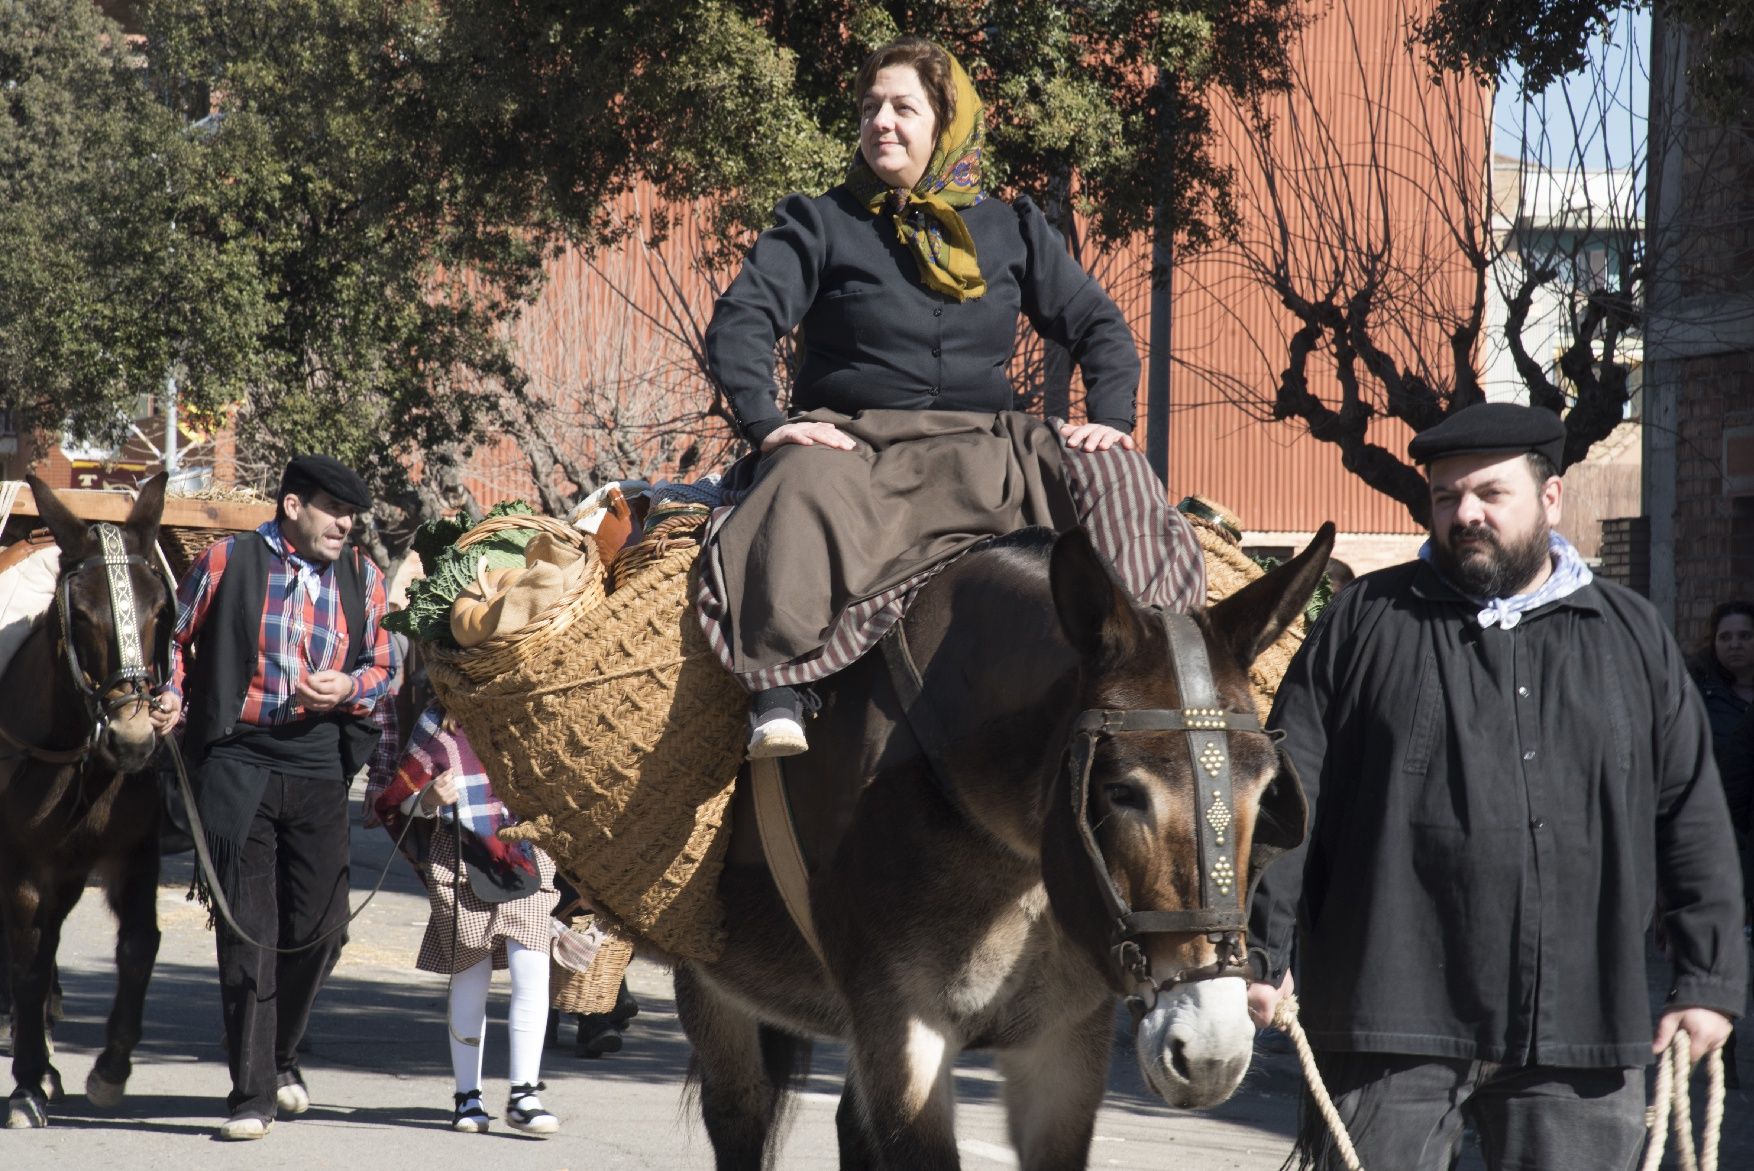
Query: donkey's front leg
847 1011 962 1171
88 832 161 1108
996 1001 1113 1171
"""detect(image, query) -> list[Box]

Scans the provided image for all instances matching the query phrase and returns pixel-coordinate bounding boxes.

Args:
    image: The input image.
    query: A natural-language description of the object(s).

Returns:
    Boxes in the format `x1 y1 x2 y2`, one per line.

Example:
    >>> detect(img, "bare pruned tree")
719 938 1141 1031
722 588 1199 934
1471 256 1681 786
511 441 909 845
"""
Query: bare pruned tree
1177 0 1649 525
460 191 756 519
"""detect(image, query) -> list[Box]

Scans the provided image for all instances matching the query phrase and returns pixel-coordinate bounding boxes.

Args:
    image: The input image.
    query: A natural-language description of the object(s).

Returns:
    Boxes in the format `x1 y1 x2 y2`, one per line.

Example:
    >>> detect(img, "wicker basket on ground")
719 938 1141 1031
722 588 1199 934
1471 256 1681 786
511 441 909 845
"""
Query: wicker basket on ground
426 516 747 964
1188 513 1308 720
550 917 638 1015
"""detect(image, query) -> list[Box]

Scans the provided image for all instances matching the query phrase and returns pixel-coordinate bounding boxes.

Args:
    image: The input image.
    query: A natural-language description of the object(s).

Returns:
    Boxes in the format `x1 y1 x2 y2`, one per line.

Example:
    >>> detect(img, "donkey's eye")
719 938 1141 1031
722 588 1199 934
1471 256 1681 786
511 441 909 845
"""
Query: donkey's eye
1102 782 1146 810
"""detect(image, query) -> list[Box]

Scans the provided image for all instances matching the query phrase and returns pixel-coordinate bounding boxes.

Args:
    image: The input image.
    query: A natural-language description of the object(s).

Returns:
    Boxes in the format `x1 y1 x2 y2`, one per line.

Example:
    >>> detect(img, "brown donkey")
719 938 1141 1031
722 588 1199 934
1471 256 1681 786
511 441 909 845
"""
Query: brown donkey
0 475 175 1128
676 522 1333 1169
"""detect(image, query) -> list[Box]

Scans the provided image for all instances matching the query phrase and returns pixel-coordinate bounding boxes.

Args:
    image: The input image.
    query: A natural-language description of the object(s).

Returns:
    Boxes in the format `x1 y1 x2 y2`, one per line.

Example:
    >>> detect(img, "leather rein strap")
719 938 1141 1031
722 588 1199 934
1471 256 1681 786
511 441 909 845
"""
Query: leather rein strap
750 755 829 966
748 622 977 972
1067 611 1269 1016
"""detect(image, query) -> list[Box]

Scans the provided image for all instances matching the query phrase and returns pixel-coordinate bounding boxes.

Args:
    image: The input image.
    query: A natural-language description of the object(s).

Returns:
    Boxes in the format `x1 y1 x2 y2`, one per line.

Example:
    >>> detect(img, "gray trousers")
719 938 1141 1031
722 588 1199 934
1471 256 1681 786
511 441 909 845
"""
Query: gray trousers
1306 1053 1646 1171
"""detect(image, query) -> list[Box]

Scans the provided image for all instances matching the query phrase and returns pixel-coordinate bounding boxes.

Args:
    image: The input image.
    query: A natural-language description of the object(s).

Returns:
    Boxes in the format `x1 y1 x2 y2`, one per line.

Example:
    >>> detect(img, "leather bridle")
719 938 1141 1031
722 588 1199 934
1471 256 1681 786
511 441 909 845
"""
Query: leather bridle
1065 610 1275 1024
0 524 172 763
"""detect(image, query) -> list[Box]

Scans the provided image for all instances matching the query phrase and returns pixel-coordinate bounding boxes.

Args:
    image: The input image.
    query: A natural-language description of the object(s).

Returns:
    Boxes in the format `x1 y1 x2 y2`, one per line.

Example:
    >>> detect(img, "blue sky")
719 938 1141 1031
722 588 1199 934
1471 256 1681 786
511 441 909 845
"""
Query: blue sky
1494 5 1649 173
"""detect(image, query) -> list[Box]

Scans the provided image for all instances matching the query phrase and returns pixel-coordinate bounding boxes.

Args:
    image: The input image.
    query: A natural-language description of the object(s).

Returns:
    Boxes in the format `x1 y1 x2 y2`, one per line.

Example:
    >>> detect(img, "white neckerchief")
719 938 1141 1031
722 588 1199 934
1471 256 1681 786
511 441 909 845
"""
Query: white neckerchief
1419 531 1593 630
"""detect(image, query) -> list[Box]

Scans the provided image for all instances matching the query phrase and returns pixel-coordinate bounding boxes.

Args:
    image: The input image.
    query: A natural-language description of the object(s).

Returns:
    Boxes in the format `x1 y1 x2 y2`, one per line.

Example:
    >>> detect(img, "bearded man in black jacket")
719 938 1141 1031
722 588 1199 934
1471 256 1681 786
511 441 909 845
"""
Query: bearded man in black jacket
1246 403 1745 1171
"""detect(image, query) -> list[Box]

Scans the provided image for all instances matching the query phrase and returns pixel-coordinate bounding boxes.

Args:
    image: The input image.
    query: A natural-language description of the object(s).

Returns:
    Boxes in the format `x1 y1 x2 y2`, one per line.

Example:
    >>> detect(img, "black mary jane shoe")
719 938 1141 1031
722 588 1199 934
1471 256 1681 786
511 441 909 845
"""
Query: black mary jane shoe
450 1089 490 1134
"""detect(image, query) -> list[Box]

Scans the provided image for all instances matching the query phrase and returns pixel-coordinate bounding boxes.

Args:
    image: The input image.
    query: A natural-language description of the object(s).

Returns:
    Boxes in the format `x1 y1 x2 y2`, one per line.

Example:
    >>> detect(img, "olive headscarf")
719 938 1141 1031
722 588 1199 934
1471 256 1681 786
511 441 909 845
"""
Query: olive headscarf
845 46 987 302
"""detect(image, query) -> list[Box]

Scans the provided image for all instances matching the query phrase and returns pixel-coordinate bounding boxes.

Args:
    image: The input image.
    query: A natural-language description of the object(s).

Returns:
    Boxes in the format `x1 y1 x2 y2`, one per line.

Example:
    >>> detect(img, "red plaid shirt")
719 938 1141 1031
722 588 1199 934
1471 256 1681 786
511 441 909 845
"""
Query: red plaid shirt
165 522 397 724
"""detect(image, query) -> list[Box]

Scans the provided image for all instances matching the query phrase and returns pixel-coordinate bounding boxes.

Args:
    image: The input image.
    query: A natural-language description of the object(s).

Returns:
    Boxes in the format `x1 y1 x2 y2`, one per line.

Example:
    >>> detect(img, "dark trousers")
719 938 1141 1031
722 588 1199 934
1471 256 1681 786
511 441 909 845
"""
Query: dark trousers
214 773 351 1118
1309 1052 1646 1171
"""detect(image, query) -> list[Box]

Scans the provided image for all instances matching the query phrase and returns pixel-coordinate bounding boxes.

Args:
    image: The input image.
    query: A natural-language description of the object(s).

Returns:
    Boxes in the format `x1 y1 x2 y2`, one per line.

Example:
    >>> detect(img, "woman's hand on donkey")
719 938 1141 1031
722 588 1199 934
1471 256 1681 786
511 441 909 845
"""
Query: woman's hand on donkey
760 420 860 454
1057 421 1136 453
419 770 460 813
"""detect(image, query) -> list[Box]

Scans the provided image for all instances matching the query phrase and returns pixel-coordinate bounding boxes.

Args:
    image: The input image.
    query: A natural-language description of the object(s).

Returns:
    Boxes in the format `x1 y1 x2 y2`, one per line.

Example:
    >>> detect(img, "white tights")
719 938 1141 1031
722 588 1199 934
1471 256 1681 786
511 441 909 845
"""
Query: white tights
447 937 550 1094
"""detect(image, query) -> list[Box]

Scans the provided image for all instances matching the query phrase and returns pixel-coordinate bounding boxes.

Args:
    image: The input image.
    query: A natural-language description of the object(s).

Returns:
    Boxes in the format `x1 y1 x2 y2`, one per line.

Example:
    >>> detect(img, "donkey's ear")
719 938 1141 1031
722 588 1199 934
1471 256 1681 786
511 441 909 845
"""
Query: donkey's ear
1051 527 1149 669
1206 522 1335 671
126 472 169 554
25 475 90 554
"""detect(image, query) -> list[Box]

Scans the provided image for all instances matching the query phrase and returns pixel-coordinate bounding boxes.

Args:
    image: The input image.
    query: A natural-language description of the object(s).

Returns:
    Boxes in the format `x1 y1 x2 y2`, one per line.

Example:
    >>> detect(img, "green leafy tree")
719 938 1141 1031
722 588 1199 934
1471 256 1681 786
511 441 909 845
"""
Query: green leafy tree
1416 0 1750 115
139 0 559 559
416 0 1304 262
0 0 268 448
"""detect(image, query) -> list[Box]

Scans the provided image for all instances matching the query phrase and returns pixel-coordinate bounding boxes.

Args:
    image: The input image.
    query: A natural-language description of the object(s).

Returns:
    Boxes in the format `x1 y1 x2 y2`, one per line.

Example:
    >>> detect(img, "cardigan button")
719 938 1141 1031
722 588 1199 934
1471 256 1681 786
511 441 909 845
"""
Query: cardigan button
933 308 943 317
929 386 940 396
931 347 941 357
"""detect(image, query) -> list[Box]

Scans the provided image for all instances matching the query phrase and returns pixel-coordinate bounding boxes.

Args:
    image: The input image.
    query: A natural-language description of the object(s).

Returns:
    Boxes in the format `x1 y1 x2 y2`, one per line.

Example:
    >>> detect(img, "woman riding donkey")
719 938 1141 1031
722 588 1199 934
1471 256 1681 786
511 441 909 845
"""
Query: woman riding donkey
700 36 1205 756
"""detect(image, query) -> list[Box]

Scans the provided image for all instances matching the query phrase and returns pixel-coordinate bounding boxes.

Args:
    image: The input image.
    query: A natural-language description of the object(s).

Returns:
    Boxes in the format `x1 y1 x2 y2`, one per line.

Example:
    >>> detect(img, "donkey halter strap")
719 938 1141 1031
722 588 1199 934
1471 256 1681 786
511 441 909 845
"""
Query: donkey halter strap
1067 610 1270 999
55 522 156 717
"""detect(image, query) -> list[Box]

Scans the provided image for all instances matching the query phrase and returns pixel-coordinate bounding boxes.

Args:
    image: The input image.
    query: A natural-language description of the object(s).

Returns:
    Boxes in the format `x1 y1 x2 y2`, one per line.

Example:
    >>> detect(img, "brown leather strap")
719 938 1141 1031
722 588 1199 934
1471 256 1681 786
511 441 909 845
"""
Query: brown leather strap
0 529 54 576
749 756 828 967
0 719 88 765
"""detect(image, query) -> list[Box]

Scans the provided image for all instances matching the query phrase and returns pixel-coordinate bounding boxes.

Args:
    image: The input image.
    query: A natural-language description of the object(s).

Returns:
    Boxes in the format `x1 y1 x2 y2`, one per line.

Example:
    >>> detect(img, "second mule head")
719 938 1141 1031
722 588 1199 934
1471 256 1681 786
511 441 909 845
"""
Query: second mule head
1045 521 1333 1109
26 473 176 773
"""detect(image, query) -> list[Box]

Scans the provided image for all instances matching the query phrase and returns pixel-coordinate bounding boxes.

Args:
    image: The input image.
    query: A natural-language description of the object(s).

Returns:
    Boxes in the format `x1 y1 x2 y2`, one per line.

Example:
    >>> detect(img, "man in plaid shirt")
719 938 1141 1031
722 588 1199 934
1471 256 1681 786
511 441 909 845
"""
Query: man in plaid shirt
152 454 397 1141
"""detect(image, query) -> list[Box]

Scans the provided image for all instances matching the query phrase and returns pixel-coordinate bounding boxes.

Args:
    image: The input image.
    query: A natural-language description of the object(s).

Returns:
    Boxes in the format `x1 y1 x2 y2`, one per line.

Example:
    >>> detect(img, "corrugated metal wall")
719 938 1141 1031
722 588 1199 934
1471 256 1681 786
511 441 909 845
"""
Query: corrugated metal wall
1138 0 1491 535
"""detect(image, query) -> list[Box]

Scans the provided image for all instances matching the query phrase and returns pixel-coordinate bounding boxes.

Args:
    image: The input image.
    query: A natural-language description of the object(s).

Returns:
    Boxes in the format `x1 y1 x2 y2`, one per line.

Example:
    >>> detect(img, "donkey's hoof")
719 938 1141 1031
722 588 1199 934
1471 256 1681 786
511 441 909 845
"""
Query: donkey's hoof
85 1070 126 1109
44 1067 64 1103
5 1092 47 1129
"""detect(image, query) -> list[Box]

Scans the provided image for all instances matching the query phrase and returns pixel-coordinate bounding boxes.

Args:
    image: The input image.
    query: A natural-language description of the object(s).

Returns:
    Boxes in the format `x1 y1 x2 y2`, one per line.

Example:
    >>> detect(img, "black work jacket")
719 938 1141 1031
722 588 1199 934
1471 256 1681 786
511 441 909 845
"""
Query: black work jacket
1249 561 1747 1067
705 187 1140 446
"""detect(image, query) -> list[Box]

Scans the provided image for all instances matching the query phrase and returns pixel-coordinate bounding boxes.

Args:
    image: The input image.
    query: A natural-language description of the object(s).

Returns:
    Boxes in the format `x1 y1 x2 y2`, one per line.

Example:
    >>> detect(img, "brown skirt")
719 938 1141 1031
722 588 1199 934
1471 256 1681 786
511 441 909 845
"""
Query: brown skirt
697 409 1204 690
415 825 559 974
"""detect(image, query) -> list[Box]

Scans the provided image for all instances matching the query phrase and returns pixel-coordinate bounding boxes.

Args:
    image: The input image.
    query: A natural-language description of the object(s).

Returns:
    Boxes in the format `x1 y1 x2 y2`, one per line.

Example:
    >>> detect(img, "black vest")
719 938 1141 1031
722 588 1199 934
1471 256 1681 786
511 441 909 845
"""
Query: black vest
182 531 382 778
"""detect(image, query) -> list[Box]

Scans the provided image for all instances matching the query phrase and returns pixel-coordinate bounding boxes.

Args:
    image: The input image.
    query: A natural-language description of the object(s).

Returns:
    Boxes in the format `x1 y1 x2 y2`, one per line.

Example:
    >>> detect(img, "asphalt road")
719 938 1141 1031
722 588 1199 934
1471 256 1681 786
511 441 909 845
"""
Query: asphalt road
3 783 1749 1170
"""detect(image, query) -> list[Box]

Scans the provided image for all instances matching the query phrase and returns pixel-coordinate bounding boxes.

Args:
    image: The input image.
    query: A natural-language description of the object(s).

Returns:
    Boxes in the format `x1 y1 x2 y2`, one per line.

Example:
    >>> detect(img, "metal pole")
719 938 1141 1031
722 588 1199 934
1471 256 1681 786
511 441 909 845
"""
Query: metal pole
163 371 178 475
1145 69 1174 486
1147 232 1172 484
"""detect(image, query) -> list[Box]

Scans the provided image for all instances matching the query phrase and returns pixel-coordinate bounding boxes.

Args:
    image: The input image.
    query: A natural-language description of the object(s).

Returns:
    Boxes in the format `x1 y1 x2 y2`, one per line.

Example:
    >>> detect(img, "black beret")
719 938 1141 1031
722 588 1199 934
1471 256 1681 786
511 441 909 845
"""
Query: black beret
1407 402 1565 470
279 453 372 510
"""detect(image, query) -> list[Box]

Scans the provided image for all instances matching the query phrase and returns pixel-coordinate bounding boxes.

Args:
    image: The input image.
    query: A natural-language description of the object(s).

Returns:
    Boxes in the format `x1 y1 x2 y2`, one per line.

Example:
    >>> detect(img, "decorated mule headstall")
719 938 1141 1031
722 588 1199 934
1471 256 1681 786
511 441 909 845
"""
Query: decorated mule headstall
1065 610 1276 1023
13 523 175 762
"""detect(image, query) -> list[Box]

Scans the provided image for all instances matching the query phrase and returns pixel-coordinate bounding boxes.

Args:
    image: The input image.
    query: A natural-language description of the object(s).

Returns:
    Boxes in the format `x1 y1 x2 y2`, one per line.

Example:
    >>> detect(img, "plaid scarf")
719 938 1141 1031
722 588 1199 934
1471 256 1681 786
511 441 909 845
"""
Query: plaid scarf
1420 530 1594 629
373 702 536 881
844 45 987 301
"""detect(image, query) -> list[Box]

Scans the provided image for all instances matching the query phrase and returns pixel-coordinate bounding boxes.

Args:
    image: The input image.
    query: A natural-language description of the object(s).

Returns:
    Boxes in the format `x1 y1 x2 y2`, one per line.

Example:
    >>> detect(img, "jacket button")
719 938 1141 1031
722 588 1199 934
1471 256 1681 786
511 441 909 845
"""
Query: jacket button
933 308 943 317
1522 750 1536 761
1517 686 1530 697
931 347 941 357
1530 817 1546 830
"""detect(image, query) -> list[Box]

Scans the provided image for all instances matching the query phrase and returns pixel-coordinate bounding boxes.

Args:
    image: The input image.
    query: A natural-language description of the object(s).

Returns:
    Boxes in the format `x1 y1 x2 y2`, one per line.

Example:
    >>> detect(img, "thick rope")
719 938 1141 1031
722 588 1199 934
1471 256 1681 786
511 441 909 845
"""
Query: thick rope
1272 993 1365 1171
1271 1001 1727 1171
1640 1030 1726 1171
